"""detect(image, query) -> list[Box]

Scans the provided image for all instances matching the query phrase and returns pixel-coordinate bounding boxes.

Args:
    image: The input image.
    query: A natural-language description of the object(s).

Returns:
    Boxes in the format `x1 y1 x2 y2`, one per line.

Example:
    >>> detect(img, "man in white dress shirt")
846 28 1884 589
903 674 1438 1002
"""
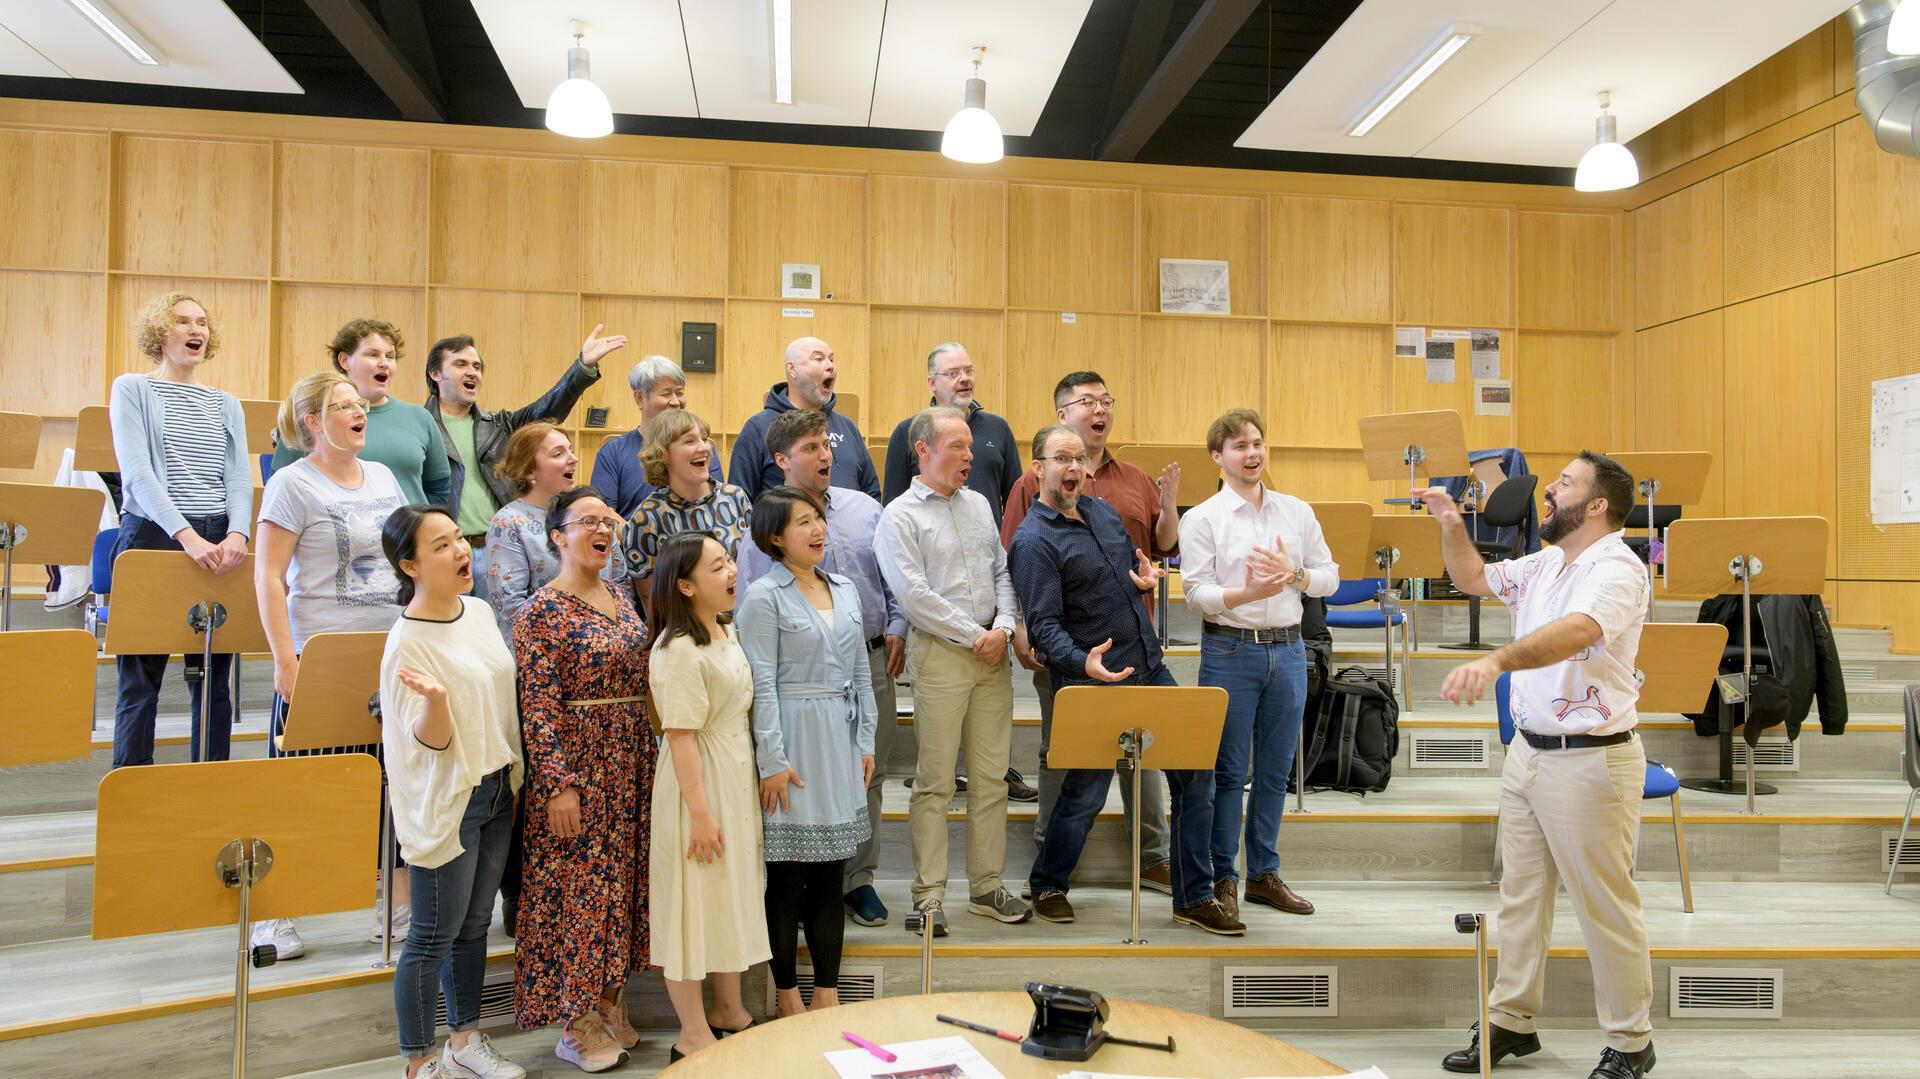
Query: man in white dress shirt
1174 410 1338 934
1420 451 1655 1079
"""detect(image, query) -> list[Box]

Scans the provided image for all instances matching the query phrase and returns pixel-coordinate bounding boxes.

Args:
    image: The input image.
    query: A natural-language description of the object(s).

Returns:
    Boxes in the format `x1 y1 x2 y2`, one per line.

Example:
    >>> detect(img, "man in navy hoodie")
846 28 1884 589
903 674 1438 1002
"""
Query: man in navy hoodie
729 336 881 501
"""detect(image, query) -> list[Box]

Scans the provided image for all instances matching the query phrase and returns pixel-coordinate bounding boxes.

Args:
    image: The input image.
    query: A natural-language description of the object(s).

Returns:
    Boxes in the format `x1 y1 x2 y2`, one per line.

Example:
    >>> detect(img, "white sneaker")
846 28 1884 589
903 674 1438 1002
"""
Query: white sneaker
250 918 304 960
443 1032 526 1079
371 903 412 943
403 1058 445 1078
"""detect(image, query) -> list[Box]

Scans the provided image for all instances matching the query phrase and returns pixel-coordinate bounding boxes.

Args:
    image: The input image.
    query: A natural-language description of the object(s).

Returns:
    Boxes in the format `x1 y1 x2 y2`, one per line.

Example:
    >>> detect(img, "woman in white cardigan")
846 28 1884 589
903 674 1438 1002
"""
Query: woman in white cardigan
106 291 254 767
379 505 526 1079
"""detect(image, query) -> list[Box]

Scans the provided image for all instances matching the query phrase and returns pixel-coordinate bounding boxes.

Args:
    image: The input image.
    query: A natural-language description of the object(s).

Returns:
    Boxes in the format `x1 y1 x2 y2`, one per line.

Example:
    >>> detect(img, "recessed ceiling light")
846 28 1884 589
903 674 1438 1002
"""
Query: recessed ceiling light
1347 24 1477 138
65 0 163 67
770 0 794 105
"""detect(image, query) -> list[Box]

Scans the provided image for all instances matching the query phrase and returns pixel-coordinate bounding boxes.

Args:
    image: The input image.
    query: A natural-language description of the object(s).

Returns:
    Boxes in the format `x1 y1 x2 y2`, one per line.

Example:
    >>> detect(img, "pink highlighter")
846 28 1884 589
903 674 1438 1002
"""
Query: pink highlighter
842 1031 897 1062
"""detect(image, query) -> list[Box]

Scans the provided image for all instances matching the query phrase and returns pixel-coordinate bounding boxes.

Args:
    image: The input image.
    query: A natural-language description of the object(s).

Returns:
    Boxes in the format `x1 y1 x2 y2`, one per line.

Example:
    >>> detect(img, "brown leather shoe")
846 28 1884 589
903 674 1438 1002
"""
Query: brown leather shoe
1172 899 1246 936
1138 860 1173 894
1213 877 1239 919
1244 874 1314 914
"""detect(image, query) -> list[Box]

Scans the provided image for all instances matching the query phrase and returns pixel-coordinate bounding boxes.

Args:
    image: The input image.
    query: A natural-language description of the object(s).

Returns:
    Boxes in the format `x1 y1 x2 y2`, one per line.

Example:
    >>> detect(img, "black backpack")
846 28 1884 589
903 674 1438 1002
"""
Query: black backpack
1299 665 1400 794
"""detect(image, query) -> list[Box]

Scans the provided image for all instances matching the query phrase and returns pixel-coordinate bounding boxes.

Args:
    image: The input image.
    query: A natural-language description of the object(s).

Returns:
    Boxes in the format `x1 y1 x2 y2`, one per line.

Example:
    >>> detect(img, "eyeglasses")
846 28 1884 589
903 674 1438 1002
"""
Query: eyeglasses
1062 394 1117 411
562 516 622 534
326 399 372 414
1045 454 1092 467
935 366 975 380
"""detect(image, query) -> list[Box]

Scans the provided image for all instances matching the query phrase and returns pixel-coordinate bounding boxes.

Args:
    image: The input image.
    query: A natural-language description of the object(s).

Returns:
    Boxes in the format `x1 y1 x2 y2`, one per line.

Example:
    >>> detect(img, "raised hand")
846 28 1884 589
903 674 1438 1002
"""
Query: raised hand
1127 547 1164 591
1157 461 1182 514
579 323 629 368
1084 637 1136 684
1416 486 1464 524
395 667 448 701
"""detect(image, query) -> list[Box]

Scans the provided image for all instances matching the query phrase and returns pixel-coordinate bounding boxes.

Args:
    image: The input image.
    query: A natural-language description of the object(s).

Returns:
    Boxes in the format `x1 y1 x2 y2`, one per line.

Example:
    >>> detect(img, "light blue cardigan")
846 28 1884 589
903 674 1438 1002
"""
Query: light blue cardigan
107 373 253 538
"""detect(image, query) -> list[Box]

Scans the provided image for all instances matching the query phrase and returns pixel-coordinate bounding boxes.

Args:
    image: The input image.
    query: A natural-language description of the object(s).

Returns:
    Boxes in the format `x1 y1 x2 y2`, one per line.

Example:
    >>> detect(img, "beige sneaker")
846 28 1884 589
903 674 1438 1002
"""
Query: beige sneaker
556 1011 628 1073
598 993 640 1050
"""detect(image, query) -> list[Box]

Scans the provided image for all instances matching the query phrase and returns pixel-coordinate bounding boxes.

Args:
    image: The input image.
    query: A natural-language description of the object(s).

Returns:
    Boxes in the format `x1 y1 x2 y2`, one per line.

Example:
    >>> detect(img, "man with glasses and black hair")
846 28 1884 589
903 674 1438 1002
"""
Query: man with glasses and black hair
883 342 1021 523
999 371 1181 895
1419 451 1656 1079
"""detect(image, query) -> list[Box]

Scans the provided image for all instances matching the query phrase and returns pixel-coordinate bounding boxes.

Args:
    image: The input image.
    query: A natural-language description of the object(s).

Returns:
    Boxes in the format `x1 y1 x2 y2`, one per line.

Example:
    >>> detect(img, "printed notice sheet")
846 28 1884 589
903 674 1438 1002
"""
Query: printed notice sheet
1871 373 1920 525
825 1036 1008 1079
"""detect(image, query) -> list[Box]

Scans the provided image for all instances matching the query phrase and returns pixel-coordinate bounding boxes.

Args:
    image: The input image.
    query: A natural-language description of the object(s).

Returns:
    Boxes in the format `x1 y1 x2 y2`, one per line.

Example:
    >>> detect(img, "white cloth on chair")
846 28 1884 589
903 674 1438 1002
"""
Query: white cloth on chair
44 447 115 610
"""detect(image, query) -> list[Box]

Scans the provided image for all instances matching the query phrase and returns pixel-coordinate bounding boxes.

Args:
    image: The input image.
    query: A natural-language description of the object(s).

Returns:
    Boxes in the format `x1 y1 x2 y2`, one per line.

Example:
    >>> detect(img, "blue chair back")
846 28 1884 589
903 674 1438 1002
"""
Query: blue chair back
90 528 119 594
1328 577 1382 608
259 452 275 484
1494 671 1514 745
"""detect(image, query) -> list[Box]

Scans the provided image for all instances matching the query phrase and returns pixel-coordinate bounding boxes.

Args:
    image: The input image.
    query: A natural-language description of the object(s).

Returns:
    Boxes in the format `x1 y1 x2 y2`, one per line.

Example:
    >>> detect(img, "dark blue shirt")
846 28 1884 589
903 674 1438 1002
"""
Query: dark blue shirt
1007 494 1162 685
590 425 723 519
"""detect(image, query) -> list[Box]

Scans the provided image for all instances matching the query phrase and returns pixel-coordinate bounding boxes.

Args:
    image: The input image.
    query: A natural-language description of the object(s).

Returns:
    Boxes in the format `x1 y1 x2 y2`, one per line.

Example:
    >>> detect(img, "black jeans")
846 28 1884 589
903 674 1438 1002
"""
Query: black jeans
110 512 234 768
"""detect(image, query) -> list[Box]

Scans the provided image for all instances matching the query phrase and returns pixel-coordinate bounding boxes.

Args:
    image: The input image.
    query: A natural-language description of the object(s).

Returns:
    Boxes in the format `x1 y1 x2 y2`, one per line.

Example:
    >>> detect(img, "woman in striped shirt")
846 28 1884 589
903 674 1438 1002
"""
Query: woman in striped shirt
106 292 255 768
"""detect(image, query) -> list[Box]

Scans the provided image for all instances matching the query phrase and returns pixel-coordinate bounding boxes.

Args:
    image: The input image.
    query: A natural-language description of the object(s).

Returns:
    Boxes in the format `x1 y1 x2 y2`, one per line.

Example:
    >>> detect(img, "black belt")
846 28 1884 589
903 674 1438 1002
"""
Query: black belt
1519 729 1635 751
1203 621 1301 644
463 532 487 548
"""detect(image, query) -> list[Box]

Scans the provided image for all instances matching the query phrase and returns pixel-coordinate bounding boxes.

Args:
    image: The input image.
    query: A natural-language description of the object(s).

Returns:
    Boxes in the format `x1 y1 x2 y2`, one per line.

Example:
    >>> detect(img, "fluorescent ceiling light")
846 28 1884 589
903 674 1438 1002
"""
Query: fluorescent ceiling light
65 0 162 66
770 0 793 104
1347 24 1476 137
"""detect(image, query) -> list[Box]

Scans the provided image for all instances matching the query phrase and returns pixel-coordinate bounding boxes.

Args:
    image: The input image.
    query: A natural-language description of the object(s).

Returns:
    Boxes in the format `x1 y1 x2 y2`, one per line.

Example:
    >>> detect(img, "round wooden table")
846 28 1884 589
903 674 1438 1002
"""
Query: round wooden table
657 990 1347 1076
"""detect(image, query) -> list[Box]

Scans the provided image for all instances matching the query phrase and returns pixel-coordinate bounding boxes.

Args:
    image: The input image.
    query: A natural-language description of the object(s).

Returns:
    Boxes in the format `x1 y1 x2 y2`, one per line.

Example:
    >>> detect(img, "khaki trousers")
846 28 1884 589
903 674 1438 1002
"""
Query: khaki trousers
1490 735 1654 1053
907 630 1013 904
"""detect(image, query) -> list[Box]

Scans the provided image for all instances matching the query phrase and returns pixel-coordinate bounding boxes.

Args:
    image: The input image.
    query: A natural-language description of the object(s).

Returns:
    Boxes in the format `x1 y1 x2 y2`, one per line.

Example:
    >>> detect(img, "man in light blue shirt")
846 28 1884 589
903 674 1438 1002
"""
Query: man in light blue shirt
736 408 905 928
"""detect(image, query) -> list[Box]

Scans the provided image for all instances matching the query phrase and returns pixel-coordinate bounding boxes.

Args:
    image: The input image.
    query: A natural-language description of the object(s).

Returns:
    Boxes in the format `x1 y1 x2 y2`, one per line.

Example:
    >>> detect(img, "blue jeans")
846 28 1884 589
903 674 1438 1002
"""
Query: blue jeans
1029 664 1177 896
395 768 515 1057
110 512 233 767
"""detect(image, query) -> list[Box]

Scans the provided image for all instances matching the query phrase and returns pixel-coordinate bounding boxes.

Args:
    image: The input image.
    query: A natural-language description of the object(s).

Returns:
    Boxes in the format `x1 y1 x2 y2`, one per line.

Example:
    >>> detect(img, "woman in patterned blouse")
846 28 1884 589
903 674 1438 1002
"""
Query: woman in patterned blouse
485 422 630 643
621 408 749 620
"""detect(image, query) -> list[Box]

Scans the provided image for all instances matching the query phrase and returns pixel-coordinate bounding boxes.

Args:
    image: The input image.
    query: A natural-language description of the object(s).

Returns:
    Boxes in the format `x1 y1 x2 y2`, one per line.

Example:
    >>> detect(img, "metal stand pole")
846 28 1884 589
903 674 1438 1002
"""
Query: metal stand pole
1294 725 1309 813
1735 556 1760 817
189 602 227 765
0 520 18 632
232 659 243 751
1376 547 1407 712
1120 728 1149 945
1156 566 1171 649
376 778 396 967
1641 479 1660 622
218 837 276 1079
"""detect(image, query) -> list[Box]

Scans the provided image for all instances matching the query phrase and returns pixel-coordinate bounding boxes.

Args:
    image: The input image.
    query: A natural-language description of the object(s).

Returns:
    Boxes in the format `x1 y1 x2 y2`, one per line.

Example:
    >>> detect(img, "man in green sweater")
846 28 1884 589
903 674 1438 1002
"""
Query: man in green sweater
270 318 451 506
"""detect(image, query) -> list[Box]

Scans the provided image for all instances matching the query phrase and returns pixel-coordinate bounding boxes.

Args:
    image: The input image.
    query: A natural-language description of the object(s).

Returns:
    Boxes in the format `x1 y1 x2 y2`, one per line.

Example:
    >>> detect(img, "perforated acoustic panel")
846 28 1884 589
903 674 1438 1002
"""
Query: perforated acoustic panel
1723 129 1834 305
1837 254 1920 581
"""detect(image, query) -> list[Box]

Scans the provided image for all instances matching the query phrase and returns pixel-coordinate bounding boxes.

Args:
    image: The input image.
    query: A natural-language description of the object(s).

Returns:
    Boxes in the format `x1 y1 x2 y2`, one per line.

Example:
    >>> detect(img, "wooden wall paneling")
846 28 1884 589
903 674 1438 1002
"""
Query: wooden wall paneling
1141 192 1262 316
1836 581 1920 653
1266 323 1386 449
719 301 869 434
1515 332 1615 456
274 143 428 285
1633 177 1724 329
581 160 728 296
576 296 725 432
430 154 579 291
1835 253 1920 580
1388 325 1514 451
1008 184 1134 311
1267 449 1389 507
1517 212 1616 330
867 308 1005 443
0 129 107 271
115 136 270 278
0 272 105 417
426 289 581 413
1002 311 1137 442
1392 203 1511 327
869 175 1006 308
110 276 271 401
728 170 866 301
1722 280 1837 578
1633 310 1726 517
1268 195 1390 322
1135 317 1262 444
1833 116 1920 274
1834 14 1857 97
1723 128 1834 304
1720 23 1837 145
272 284 427 402
1627 90 1727 183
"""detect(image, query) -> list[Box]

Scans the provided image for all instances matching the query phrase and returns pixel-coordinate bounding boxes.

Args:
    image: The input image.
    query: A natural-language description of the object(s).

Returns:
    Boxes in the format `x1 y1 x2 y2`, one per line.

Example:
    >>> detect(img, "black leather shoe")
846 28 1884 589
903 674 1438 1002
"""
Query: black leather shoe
1589 1044 1656 1078
1441 1021 1542 1073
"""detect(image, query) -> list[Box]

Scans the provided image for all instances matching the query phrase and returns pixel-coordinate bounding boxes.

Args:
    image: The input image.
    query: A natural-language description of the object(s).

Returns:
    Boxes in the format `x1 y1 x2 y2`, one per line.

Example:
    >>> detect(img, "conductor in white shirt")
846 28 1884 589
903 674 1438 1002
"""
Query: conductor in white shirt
1419 451 1655 1079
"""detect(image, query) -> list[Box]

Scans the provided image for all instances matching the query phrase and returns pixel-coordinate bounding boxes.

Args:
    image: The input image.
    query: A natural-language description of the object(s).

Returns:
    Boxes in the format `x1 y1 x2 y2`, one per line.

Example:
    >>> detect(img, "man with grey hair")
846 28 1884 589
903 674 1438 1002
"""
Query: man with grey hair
883 342 1021 524
730 335 880 502
591 353 720 517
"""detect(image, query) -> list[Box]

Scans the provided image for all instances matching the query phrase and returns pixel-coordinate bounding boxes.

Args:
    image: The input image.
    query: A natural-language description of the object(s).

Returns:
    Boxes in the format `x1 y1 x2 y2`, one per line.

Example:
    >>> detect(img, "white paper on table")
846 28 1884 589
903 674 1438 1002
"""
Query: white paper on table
1470 328 1501 379
1065 1069 1390 1079
825 1035 1008 1079
1870 372 1920 525
1394 326 1425 358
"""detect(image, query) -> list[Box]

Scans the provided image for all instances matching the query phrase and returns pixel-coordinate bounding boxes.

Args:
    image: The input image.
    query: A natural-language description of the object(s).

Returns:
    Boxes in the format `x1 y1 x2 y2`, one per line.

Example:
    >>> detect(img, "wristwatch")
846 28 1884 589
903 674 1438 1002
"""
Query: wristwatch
1290 567 1310 591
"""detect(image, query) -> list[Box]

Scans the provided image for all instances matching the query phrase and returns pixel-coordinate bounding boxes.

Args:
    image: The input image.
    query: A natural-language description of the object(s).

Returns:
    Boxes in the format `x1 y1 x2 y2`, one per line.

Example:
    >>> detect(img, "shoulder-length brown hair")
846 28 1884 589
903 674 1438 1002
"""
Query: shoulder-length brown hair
494 421 564 497
649 531 724 649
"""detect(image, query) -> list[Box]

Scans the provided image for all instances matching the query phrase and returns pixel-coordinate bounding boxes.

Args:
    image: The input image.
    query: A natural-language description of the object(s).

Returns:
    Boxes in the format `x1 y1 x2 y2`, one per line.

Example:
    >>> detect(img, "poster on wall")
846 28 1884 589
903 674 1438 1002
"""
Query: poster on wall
1471 329 1502 379
1426 329 1467 383
1474 379 1513 416
1394 326 1425 358
1158 258 1231 314
1871 372 1920 525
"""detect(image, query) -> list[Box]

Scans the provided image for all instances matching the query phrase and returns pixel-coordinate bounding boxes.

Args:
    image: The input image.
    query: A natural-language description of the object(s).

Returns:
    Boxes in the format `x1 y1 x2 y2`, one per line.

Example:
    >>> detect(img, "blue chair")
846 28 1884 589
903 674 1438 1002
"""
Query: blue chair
1326 578 1409 703
259 452 275 484
85 527 118 642
1495 673 1694 913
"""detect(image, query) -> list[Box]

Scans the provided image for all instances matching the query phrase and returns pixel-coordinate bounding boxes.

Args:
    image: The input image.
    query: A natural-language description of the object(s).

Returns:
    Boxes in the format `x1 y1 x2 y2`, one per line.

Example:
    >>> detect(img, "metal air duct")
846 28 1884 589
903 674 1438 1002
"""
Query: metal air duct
1850 0 1920 156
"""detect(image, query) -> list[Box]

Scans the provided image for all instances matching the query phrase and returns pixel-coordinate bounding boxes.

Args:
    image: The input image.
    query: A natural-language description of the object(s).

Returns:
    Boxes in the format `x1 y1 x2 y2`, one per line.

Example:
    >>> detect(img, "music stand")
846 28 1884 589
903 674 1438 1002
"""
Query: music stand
0 628 95 766
1666 517 1827 815
0 482 107 631
1358 410 1471 511
1112 443 1221 645
94 755 380 1079
278 631 393 964
1633 622 1728 914
73 405 116 472
104 551 267 763
1608 452 1713 619
0 411 42 469
1368 514 1443 710
1049 685 1227 944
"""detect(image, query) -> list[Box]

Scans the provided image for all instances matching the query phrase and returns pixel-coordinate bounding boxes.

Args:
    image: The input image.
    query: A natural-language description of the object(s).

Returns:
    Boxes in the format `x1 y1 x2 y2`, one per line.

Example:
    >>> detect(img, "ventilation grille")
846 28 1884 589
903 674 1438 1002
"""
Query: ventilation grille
1840 663 1880 683
1669 967 1783 1019
1731 739 1799 772
1409 733 1490 769
766 964 884 1010
1883 830 1920 873
437 969 516 1034
1223 966 1337 1017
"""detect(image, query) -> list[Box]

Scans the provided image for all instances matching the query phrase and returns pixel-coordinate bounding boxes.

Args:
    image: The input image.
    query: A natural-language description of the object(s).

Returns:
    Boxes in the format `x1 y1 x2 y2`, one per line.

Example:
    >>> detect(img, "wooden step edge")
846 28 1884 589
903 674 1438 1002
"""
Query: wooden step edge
879 809 1910 826
823 943 1920 961
0 948 515 1044
893 715 1904 732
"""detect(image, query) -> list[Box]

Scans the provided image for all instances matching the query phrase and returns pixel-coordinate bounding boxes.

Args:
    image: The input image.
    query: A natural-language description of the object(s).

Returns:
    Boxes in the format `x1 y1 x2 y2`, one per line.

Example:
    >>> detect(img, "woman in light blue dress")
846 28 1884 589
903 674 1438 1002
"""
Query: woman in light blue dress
736 485 877 1019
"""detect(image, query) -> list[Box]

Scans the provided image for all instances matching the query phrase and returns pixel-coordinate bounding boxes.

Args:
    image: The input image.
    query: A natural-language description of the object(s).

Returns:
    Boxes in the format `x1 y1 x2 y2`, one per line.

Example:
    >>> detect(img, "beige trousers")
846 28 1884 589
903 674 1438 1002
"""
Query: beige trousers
907 630 1013 904
1490 735 1654 1053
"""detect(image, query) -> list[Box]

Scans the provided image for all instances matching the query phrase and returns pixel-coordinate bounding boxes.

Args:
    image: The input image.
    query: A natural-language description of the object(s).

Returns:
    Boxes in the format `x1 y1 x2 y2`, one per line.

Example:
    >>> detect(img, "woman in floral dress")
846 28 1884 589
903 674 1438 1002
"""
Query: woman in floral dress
511 487 653 1073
